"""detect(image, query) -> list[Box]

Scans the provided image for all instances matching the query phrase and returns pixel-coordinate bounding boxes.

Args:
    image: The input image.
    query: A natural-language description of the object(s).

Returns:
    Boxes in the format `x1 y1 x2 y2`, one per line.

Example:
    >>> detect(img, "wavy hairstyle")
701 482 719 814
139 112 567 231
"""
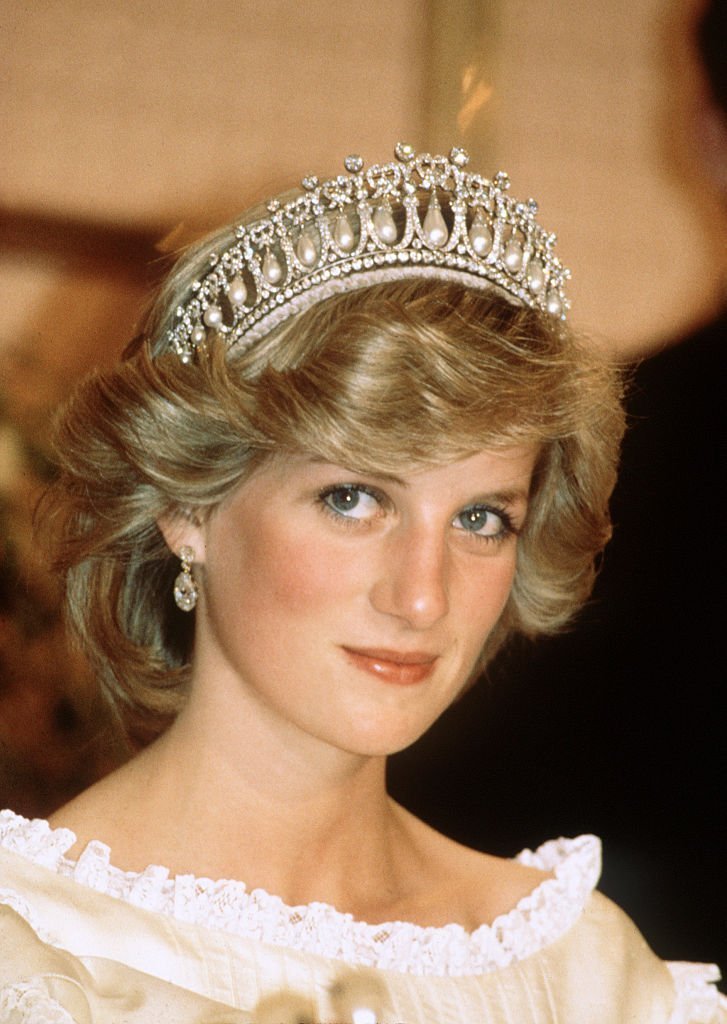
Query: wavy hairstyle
46 263 624 739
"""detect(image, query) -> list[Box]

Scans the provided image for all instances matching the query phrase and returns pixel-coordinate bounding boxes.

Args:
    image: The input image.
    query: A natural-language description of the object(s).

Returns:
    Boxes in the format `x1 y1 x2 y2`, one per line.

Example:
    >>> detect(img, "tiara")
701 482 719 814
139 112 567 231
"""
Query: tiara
165 143 570 362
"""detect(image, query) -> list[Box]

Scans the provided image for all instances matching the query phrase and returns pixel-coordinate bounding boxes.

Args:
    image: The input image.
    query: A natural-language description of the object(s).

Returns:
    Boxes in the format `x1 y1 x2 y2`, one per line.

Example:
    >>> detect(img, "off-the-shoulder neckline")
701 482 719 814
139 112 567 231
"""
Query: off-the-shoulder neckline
0 808 601 976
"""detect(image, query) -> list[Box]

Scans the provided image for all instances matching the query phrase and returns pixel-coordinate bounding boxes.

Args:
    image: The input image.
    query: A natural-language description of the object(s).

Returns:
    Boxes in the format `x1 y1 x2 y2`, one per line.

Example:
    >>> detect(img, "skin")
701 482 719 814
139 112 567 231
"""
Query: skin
51 446 552 930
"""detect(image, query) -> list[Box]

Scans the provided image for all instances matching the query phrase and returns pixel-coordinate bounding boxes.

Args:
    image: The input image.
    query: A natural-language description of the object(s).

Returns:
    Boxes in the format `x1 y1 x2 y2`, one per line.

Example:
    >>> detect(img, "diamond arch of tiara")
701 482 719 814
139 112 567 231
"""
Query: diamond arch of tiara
165 143 570 362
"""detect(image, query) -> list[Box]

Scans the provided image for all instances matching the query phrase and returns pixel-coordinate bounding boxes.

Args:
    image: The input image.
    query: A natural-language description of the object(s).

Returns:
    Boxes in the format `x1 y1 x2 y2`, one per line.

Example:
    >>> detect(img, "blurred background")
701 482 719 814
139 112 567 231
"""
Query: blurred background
1 0 725 983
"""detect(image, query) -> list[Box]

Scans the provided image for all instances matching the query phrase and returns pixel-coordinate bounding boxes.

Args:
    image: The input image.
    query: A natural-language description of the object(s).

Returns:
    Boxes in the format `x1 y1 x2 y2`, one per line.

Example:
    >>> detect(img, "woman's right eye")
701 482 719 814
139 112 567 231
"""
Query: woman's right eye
319 485 382 521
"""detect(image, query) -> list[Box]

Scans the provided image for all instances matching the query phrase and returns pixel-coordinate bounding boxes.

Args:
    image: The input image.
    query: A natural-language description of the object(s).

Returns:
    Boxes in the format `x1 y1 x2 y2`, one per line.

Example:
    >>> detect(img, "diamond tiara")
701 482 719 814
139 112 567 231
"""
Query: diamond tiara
165 143 570 362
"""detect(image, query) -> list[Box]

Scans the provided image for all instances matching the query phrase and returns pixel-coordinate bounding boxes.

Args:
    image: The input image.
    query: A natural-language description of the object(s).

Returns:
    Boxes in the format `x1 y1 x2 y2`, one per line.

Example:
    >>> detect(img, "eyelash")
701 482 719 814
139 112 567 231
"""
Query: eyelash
453 505 517 544
317 484 519 543
317 484 387 527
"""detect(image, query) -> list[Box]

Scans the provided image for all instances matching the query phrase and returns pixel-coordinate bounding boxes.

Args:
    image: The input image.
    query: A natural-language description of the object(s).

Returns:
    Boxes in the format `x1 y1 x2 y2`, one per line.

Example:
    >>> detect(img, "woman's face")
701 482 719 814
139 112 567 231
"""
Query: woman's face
179 446 537 758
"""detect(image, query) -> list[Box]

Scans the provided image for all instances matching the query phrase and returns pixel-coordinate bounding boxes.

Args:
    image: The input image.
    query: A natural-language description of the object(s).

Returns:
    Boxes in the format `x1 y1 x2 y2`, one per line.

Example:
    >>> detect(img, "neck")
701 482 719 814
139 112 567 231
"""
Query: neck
112 677 409 913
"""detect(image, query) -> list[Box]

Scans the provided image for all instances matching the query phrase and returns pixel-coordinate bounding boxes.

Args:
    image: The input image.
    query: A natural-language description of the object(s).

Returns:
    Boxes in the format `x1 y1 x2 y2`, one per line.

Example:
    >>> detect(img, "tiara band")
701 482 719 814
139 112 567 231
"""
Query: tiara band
165 143 570 362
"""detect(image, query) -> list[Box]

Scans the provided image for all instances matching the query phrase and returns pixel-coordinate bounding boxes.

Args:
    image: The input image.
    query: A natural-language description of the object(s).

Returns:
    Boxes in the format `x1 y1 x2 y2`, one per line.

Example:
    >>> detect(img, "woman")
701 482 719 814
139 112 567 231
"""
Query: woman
1 144 723 1022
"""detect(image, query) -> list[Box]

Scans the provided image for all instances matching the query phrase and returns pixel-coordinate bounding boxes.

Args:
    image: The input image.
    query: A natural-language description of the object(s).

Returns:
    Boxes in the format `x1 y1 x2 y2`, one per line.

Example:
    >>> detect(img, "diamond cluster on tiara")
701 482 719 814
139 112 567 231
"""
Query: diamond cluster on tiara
166 143 570 362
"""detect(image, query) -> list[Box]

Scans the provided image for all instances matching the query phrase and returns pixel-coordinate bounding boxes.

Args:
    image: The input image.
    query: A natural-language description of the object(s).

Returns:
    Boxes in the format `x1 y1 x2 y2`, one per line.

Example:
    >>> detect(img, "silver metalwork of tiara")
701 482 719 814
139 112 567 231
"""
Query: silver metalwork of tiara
165 142 570 362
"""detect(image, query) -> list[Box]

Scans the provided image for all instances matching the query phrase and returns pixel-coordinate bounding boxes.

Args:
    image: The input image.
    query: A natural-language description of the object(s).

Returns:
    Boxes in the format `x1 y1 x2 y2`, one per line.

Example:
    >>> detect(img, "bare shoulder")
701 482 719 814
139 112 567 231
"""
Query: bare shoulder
48 756 142 861
394 804 554 932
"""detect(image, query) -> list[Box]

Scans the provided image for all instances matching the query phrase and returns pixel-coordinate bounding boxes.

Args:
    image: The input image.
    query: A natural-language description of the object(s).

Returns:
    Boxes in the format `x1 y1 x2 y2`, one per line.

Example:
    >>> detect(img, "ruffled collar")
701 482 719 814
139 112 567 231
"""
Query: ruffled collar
0 809 600 976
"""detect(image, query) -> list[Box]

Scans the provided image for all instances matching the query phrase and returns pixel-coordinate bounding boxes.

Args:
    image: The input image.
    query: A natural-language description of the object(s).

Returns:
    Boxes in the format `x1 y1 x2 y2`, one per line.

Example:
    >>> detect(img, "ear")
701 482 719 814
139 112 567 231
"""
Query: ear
157 511 206 564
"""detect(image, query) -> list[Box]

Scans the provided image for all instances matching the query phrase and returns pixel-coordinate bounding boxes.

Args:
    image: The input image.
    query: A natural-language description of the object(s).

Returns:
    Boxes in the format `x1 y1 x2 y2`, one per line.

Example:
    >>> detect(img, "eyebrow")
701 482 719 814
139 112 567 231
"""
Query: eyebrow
305 459 531 507
470 488 531 507
305 457 408 487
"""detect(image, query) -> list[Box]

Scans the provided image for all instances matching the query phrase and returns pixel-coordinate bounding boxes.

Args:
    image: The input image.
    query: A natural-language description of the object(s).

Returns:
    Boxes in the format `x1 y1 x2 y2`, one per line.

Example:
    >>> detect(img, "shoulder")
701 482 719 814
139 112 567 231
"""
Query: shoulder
394 807 600 934
572 891 727 1022
440 840 553 930
45 754 150 864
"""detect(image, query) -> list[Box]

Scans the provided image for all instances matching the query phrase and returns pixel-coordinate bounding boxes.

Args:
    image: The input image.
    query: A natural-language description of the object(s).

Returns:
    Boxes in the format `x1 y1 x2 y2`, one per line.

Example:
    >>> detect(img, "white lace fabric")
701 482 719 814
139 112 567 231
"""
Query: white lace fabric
0 980 79 1024
667 963 727 1024
1 809 725 1024
0 809 599 977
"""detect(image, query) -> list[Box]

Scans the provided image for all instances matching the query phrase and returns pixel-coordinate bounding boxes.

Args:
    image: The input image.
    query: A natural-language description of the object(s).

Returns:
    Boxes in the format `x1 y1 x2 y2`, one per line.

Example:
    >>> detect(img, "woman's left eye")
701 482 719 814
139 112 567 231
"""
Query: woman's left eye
453 505 512 539
319 485 382 521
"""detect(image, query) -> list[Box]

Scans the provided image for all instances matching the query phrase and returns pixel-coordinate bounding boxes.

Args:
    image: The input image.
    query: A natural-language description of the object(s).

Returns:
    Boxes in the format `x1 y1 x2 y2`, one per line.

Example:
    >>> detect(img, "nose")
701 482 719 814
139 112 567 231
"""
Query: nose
369 523 450 630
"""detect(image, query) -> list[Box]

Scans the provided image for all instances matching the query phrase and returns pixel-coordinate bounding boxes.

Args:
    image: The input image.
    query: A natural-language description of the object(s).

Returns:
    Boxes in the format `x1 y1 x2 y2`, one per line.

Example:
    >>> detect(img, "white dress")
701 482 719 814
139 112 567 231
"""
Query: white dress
0 809 724 1023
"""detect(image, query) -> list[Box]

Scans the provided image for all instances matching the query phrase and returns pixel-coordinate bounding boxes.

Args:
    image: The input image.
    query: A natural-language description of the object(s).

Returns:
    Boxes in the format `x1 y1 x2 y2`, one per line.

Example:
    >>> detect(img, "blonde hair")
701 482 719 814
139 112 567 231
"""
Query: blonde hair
48 273 624 738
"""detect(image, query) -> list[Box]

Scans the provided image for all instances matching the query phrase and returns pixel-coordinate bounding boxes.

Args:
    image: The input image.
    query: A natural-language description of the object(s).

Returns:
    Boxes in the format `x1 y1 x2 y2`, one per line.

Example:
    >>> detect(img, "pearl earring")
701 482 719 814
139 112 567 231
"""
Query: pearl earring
173 545 198 611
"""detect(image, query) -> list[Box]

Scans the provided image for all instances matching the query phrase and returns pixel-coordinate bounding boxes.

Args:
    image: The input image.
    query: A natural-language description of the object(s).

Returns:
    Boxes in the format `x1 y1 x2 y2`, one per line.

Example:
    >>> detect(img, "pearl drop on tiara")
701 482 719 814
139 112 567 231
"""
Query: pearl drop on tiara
164 144 570 362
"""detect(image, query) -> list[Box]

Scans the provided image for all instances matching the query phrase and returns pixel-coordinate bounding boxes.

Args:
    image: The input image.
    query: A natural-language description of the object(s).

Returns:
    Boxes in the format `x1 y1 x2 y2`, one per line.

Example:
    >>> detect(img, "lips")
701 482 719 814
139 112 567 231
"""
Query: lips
342 646 438 685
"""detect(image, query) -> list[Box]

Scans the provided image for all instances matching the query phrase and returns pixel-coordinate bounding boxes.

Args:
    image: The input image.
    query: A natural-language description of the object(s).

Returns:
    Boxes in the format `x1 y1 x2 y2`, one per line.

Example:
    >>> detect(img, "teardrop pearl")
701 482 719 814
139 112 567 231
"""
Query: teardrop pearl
373 206 397 244
546 290 563 317
526 259 545 294
227 275 247 306
262 251 283 285
333 214 355 252
191 325 206 345
203 304 223 327
296 232 318 267
423 200 448 248
469 212 493 256
503 239 523 273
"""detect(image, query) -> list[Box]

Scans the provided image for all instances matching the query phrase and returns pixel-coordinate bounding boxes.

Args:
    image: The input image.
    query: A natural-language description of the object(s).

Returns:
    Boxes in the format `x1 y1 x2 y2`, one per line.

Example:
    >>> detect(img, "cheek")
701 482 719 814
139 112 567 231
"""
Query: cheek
461 554 518 635
225 526 360 619
494 556 518 614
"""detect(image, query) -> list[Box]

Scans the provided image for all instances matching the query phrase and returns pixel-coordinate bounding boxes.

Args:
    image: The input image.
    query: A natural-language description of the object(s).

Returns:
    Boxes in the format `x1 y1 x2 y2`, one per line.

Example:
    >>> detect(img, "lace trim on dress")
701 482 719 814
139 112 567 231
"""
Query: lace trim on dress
0 887 50 943
667 962 727 1024
1 810 601 976
0 980 79 1024
2 812 724 1003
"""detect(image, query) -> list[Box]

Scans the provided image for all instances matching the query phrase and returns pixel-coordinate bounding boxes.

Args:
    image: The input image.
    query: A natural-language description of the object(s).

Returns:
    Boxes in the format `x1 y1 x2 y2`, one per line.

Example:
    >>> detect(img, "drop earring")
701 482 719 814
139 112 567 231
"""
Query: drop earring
173 545 198 611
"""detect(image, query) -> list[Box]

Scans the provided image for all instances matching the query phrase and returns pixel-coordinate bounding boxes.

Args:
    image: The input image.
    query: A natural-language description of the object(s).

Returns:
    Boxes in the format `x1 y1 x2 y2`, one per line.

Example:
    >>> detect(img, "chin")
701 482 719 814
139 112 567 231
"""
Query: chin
342 739 421 760
334 713 441 759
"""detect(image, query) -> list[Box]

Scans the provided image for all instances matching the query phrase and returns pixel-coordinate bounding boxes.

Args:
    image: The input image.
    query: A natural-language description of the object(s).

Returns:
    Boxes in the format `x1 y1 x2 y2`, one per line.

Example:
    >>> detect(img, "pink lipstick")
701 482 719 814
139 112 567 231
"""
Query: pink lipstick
342 647 438 685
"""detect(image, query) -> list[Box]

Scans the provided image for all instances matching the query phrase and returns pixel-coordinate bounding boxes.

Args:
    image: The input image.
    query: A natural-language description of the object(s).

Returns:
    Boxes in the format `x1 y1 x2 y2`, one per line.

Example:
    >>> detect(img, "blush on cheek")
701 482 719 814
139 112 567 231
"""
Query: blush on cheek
259 535 346 612
467 559 517 644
